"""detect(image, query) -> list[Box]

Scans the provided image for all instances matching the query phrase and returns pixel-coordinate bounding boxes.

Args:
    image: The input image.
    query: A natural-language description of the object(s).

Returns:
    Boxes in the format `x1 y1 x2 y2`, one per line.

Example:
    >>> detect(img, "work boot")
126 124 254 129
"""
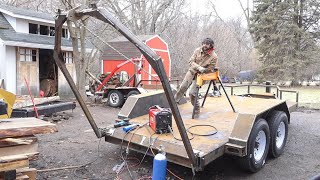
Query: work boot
209 90 221 97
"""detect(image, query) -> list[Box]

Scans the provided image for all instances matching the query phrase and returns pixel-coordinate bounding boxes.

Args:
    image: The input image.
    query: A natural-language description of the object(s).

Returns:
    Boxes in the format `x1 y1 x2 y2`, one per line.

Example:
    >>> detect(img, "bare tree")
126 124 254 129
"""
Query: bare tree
100 0 185 34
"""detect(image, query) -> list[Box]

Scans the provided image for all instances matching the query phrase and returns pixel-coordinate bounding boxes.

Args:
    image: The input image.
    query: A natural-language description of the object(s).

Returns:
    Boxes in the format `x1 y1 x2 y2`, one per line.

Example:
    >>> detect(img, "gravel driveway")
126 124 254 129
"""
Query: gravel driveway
32 104 320 180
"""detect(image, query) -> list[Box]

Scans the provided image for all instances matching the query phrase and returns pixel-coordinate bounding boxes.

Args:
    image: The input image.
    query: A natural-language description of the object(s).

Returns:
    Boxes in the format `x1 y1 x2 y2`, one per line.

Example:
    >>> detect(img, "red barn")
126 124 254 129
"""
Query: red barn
101 35 171 85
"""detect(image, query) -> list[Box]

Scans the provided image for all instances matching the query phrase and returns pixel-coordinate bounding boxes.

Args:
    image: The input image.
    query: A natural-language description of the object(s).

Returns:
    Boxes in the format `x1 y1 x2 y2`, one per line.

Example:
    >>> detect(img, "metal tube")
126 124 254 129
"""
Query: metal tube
296 92 299 103
280 91 283 99
218 77 236 112
53 15 101 138
248 85 251 94
83 8 198 168
231 87 233 95
201 81 212 107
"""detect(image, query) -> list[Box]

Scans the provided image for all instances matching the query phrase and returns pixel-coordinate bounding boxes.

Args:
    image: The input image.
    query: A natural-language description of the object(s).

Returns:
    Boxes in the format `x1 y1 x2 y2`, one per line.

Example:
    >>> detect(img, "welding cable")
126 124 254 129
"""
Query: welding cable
168 125 194 141
119 130 134 180
187 124 218 136
118 123 148 180
72 138 104 179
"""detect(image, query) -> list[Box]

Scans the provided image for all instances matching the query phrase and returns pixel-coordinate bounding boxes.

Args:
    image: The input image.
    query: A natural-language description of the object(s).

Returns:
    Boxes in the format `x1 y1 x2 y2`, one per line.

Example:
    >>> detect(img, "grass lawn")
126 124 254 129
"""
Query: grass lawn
197 84 320 109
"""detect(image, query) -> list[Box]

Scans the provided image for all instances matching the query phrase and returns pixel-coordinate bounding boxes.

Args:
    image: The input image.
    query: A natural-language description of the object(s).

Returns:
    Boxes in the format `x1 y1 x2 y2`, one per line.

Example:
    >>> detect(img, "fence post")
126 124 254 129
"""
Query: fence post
266 81 271 93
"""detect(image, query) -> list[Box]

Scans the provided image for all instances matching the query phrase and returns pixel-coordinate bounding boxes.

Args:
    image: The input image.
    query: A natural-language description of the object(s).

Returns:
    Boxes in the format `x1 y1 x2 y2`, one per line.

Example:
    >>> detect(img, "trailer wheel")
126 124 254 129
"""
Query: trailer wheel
267 111 288 158
108 90 124 107
240 118 270 172
127 90 140 97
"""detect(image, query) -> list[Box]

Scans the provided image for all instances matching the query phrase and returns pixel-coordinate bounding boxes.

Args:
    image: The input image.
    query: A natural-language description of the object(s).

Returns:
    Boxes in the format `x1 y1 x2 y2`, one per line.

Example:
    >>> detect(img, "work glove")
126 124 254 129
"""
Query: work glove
198 67 208 73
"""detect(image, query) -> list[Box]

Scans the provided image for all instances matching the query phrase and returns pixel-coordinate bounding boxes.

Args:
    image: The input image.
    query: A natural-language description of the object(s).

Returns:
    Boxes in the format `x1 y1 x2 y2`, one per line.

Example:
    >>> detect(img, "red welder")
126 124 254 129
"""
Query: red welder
149 105 172 134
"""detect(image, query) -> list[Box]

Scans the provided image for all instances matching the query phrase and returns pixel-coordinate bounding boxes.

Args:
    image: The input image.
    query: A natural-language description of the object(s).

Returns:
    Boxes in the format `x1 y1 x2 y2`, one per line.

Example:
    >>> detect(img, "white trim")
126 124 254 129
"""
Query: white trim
145 35 169 50
0 9 55 24
148 63 152 85
3 41 92 52
151 48 168 52
145 35 171 78
101 60 104 74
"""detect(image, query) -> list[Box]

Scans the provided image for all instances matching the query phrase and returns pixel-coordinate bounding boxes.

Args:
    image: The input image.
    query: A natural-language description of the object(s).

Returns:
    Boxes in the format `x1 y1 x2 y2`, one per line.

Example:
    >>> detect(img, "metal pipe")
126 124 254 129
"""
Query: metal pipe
53 15 102 138
82 8 198 168
248 85 251 94
201 81 212 107
217 77 236 112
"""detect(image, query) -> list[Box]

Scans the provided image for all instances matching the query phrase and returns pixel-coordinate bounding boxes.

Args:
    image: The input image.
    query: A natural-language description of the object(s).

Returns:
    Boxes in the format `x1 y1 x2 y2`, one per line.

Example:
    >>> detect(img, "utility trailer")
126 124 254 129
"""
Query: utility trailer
86 58 145 108
52 5 298 173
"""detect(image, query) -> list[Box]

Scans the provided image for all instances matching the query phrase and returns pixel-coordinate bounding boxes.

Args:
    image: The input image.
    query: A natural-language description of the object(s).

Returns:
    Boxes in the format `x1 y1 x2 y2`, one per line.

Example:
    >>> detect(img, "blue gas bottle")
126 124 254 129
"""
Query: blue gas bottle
152 151 167 180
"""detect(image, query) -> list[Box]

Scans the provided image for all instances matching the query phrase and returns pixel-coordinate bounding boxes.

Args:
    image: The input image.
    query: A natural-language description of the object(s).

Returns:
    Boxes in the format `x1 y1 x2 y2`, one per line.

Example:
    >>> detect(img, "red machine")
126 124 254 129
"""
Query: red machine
149 105 172 134
86 58 145 107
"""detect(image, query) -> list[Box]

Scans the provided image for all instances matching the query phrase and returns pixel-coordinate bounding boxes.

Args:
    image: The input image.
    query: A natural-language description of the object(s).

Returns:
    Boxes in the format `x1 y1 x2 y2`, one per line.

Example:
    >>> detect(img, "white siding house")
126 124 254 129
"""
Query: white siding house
0 4 77 97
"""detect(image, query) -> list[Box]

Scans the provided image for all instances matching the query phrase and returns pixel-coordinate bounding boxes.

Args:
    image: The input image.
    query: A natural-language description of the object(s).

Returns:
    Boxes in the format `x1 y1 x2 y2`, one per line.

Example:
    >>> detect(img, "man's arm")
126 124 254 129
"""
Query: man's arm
188 48 202 72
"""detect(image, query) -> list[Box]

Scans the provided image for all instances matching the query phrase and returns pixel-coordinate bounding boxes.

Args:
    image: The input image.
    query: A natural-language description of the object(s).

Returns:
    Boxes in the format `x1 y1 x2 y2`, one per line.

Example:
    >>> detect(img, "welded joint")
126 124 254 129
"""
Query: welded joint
100 127 115 137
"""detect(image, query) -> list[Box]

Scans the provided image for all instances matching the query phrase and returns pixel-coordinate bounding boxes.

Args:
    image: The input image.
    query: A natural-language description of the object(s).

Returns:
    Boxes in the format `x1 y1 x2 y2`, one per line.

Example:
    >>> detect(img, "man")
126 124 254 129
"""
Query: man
174 37 218 114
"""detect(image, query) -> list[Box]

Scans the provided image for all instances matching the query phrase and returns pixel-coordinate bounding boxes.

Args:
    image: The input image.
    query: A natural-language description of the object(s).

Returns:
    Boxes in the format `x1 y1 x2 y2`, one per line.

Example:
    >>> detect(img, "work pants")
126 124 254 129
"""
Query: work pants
174 71 200 112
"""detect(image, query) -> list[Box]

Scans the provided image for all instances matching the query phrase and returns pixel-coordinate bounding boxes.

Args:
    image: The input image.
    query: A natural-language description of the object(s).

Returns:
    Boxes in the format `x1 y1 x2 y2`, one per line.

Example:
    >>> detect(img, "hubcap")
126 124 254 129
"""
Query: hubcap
110 93 119 104
276 121 286 149
254 130 267 162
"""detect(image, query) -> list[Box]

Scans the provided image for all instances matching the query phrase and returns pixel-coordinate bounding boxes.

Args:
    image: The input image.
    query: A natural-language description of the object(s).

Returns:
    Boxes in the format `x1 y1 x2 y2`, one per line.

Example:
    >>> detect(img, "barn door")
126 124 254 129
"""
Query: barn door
16 47 39 96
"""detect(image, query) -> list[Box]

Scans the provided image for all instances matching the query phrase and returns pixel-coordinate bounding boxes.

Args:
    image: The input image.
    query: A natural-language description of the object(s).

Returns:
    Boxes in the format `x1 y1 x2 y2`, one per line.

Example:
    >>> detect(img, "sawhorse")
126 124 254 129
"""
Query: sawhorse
192 70 236 119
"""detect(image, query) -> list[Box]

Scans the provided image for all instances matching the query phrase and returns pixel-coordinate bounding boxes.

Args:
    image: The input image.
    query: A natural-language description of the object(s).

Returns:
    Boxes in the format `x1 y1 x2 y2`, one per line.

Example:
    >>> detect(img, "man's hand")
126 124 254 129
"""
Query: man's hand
198 67 208 73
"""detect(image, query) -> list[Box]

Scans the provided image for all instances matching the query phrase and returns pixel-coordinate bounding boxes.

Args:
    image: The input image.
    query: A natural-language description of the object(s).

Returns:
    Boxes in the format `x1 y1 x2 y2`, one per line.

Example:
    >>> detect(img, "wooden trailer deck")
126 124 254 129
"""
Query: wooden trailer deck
105 95 297 169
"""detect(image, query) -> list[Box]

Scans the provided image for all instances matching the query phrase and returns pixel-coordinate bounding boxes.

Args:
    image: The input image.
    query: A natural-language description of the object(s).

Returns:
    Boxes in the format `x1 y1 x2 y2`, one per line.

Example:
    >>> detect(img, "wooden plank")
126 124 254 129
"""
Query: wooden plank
0 140 38 157
0 118 57 138
0 136 37 148
16 174 29 180
0 155 29 172
17 168 36 180
13 96 60 109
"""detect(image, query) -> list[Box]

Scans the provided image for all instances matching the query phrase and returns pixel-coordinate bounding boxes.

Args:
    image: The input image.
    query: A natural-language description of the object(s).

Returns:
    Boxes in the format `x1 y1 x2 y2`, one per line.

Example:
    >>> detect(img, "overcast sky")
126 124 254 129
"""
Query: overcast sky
190 0 251 21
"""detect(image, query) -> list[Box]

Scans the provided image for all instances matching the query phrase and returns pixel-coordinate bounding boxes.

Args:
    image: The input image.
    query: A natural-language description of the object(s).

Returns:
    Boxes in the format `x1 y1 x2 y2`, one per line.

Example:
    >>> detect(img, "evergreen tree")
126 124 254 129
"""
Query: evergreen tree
250 0 320 82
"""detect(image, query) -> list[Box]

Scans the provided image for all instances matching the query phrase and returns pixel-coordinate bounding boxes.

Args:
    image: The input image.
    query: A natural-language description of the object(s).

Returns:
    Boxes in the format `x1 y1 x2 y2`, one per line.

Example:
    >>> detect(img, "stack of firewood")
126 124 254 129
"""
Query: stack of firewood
0 117 57 179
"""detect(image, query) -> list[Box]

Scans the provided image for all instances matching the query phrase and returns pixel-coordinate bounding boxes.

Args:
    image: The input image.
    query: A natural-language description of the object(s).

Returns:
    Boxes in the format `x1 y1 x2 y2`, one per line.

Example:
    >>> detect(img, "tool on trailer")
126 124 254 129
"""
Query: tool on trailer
192 68 236 119
114 118 130 128
123 124 139 132
149 105 172 134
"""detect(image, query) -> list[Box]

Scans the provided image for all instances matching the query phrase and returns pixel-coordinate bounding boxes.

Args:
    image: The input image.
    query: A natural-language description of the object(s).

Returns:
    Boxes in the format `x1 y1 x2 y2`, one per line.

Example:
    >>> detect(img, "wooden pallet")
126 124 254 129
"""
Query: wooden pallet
0 117 57 179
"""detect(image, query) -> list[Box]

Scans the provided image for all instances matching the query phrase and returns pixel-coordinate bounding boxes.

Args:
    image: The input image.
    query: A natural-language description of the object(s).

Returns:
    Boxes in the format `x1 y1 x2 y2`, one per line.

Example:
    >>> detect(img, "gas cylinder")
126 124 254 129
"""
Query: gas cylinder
152 152 167 180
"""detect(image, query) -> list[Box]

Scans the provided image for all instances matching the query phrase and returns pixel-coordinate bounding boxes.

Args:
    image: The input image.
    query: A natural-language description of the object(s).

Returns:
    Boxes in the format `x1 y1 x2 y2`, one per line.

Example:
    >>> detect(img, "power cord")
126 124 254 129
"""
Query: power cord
187 124 218 136
168 125 194 141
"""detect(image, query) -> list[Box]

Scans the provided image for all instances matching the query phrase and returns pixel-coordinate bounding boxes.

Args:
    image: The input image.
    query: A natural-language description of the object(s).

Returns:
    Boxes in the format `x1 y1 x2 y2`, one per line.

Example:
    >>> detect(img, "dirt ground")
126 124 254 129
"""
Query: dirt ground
31 102 320 180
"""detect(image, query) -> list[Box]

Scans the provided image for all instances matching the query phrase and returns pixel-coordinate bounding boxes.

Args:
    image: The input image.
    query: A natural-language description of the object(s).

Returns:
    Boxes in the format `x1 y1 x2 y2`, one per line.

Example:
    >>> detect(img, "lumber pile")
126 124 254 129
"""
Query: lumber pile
13 96 60 109
0 118 57 180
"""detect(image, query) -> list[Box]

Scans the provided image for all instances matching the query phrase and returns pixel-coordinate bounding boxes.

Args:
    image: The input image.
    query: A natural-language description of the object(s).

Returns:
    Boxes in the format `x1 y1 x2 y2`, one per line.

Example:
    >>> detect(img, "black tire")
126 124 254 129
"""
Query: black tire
239 118 270 173
267 111 288 158
127 90 140 97
107 90 124 107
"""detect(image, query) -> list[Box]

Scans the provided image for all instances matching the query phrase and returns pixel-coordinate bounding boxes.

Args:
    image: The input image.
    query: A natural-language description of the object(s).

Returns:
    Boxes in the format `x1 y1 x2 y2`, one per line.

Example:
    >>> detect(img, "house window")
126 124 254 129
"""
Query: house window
29 23 38 34
19 48 37 62
49 27 55 36
63 51 73 64
62 28 69 38
40 25 49 35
